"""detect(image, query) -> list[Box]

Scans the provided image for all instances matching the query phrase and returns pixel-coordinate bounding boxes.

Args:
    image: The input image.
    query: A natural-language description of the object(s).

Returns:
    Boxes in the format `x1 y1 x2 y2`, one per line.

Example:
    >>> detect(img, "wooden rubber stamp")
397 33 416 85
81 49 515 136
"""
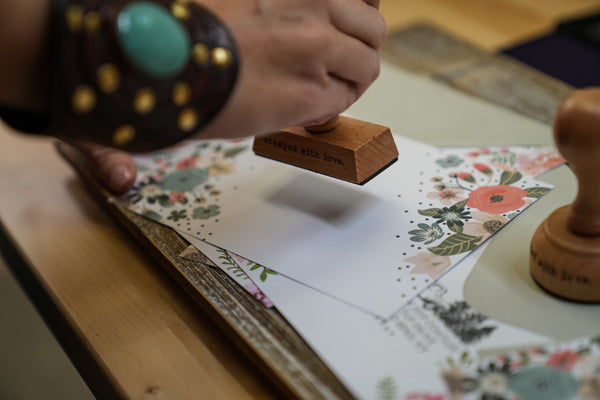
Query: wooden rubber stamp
252 115 399 185
530 88 600 303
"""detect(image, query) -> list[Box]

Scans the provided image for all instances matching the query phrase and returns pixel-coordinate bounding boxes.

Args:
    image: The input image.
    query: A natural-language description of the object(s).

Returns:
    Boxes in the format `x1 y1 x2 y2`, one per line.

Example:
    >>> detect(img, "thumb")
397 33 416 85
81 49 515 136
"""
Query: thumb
65 142 137 194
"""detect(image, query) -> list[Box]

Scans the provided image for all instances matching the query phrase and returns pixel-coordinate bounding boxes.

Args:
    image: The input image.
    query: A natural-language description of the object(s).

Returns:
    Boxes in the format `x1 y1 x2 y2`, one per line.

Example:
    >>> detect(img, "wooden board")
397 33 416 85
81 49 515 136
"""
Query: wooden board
382 23 574 125
57 142 354 400
60 24 574 399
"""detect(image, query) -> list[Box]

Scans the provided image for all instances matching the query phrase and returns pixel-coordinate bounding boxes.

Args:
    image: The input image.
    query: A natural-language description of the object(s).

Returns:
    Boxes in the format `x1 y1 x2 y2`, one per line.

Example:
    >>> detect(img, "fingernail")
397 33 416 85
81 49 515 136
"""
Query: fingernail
108 164 134 193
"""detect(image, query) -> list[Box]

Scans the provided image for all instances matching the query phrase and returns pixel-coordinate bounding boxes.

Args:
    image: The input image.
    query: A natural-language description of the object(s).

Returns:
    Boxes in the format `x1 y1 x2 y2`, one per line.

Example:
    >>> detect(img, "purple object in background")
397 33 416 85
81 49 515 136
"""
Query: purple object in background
503 14 600 88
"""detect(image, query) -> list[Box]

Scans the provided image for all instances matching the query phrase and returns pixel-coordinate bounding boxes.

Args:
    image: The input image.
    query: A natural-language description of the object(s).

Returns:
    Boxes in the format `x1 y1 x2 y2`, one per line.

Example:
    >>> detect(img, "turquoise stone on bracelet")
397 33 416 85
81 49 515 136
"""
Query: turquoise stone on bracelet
117 1 191 78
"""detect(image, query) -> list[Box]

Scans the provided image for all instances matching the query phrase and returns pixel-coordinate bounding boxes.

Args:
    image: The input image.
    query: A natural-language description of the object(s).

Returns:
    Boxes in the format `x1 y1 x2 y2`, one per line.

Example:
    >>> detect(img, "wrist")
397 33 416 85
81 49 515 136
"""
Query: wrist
2 0 239 151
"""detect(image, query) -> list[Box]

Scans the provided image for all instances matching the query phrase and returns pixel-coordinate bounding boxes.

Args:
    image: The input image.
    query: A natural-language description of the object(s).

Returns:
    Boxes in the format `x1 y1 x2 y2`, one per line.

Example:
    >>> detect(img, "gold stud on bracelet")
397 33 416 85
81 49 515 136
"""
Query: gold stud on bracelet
173 82 191 106
72 85 96 113
65 4 84 33
212 47 232 68
171 3 190 20
134 88 156 114
112 125 136 146
178 108 198 131
193 43 209 65
84 11 102 35
97 63 120 93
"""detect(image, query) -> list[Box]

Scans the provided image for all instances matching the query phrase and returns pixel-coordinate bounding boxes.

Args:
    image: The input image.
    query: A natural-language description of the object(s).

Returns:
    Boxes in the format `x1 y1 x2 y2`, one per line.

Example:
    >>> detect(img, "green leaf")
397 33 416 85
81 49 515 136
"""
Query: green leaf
499 170 522 186
428 233 482 256
260 270 268 282
249 262 261 271
376 376 398 400
157 195 173 207
453 199 469 211
447 219 464 233
418 208 443 218
525 187 551 198
223 146 248 158
490 152 516 166
460 351 470 363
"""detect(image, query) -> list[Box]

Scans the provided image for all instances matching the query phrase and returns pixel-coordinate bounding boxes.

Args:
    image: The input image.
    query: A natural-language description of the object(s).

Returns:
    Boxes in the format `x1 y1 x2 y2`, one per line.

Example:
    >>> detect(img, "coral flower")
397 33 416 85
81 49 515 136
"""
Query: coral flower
176 157 197 170
168 191 186 203
517 150 564 177
467 185 527 214
427 188 466 206
546 350 579 371
473 163 492 175
457 172 475 183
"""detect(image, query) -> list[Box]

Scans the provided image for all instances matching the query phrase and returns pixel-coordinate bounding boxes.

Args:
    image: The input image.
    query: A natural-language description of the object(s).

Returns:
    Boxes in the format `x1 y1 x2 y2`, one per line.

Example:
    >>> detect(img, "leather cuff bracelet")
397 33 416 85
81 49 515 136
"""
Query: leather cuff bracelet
19 0 238 151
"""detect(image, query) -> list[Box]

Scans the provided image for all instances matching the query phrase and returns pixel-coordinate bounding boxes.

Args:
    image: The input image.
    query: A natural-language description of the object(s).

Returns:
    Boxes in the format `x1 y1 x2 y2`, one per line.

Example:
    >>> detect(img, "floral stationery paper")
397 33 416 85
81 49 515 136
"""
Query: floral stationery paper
120 137 558 317
179 245 274 308
184 236 550 399
441 336 600 400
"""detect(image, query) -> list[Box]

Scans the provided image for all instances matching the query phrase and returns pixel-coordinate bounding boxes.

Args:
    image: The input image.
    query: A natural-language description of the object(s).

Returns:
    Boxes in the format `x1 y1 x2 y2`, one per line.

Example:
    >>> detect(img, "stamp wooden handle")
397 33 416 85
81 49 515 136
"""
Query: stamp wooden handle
304 115 341 133
554 88 600 236
529 87 600 303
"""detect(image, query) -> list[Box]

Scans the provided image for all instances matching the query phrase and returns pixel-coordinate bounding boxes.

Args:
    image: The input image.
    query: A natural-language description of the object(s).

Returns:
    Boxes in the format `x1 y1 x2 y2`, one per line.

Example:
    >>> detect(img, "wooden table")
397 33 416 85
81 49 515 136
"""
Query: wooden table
1 1 599 399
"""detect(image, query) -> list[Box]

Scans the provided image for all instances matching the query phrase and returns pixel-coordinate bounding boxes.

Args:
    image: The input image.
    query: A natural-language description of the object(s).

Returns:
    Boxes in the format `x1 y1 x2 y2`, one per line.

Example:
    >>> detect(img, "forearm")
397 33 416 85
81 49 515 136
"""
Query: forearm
0 0 52 111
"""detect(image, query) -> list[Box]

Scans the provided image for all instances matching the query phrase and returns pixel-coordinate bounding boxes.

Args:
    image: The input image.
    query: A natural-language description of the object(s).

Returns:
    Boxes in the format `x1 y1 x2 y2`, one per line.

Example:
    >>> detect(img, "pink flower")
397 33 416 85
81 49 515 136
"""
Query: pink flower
530 347 542 354
405 252 452 279
176 157 197 170
473 162 492 175
467 185 527 214
546 350 579 371
427 188 466 206
243 282 274 308
463 211 508 240
457 172 475 183
517 150 564 177
509 360 523 372
168 192 186 203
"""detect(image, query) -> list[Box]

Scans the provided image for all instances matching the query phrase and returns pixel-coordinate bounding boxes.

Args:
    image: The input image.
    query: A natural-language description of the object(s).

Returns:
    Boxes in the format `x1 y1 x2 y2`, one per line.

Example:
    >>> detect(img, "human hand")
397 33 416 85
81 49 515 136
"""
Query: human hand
60 0 387 193
195 0 387 139
67 142 137 194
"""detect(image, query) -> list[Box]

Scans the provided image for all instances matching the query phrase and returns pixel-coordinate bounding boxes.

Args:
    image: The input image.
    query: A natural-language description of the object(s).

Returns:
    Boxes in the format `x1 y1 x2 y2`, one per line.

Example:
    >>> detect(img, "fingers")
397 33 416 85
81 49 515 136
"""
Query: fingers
328 0 387 49
69 142 137 193
323 0 385 101
326 32 380 91
363 0 380 9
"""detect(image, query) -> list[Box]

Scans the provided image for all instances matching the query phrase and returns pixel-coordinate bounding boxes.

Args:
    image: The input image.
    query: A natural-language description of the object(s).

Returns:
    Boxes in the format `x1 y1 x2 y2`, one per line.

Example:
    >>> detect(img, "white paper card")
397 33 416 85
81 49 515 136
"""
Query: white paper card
122 140 556 317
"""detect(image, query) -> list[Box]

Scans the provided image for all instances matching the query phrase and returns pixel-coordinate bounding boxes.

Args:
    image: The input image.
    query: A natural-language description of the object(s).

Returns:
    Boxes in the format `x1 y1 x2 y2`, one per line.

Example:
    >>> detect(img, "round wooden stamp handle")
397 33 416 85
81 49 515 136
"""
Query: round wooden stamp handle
304 115 341 133
554 88 600 236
